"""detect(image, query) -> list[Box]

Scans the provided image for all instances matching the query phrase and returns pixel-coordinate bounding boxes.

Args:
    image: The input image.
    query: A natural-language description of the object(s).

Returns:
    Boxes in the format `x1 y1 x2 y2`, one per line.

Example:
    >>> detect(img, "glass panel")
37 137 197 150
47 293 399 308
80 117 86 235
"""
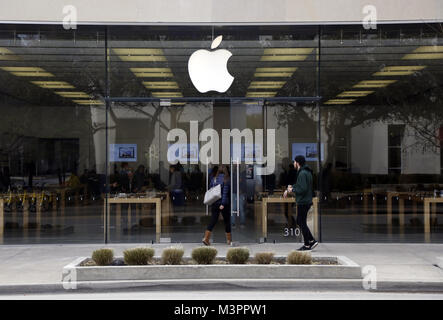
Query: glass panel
263 101 319 243
2 23 442 244
0 24 106 243
161 102 214 242
388 125 405 147
229 100 264 243
107 101 214 243
320 24 443 242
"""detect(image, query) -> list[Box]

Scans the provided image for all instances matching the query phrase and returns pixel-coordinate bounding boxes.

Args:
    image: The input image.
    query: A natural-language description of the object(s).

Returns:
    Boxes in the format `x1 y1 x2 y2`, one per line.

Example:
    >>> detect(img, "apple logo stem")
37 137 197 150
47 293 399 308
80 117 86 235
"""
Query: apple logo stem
188 35 234 93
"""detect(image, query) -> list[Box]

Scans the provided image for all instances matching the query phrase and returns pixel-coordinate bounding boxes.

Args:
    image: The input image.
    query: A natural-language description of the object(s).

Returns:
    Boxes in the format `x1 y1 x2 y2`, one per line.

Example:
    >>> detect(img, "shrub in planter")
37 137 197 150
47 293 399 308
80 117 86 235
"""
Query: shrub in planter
161 247 184 265
254 252 274 264
92 248 114 266
123 247 155 265
226 247 250 264
286 251 312 265
191 247 217 264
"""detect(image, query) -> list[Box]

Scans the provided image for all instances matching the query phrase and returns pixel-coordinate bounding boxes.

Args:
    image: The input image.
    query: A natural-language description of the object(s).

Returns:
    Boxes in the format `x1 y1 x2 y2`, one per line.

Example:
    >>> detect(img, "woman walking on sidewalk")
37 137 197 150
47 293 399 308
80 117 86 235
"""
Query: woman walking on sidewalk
284 155 319 251
202 165 232 246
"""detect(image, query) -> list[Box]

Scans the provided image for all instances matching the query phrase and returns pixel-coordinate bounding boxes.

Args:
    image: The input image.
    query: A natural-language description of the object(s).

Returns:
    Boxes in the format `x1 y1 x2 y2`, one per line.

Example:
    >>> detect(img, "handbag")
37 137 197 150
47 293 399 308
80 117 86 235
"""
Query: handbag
203 183 222 205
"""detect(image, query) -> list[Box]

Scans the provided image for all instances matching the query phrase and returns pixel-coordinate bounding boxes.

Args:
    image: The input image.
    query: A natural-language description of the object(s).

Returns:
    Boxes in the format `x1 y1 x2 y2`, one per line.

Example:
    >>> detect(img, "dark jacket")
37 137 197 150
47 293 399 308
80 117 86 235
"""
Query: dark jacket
292 165 313 205
132 171 146 192
118 170 130 192
209 173 230 207
168 171 182 191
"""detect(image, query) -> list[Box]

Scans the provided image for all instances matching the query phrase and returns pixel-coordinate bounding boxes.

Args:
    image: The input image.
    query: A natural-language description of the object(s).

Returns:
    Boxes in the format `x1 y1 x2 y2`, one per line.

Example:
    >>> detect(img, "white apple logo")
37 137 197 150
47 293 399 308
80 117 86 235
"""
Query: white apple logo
188 35 234 93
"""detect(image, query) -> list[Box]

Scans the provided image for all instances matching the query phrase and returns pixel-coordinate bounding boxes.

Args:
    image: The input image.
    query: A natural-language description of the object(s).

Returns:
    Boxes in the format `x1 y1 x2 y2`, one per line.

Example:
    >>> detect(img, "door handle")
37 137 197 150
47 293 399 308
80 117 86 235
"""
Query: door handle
205 162 208 216
230 158 234 216
237 158 240 217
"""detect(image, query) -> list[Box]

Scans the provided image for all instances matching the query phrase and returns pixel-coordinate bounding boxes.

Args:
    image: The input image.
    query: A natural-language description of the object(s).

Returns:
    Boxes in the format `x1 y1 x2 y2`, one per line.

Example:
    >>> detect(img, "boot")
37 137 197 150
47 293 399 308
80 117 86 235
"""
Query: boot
202 230 211 246
226 232 232 245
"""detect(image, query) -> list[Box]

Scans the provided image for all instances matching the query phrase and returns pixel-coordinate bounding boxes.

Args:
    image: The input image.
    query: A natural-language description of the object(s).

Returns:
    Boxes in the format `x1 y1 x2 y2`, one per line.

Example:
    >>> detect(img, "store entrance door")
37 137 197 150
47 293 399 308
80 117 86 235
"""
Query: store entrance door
228 99 264 243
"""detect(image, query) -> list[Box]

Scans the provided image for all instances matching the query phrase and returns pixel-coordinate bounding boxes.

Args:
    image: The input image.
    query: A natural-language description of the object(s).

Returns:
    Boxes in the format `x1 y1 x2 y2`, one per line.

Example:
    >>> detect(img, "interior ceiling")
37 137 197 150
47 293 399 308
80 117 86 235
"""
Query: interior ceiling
0 24 442 107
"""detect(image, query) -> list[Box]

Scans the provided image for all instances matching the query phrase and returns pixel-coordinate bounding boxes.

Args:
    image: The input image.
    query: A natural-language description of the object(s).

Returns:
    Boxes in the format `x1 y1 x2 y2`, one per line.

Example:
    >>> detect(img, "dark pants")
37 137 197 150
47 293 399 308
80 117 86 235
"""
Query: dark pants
296 203 315 245
207 204 231 233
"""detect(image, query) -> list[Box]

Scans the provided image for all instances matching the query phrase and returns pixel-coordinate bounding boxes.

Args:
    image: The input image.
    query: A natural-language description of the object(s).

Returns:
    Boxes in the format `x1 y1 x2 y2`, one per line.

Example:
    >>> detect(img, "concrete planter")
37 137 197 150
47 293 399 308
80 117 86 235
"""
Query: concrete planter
63 256 362 282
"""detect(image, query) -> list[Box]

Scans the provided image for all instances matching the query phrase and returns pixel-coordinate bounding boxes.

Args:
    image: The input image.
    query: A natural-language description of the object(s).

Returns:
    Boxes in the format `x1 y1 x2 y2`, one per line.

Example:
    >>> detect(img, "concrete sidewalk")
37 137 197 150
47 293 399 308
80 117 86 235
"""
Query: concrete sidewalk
0 243 442 294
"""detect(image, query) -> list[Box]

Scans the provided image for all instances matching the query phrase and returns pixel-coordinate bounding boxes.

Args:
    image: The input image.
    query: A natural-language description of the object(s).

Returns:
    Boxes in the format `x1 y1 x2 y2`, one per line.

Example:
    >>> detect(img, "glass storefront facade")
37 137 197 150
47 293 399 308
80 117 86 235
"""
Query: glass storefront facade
0 24 442 244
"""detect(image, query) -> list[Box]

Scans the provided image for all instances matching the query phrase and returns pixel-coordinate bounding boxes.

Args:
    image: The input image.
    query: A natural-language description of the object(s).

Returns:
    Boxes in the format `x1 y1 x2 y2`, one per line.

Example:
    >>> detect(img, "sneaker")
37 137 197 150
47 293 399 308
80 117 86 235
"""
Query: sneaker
297 245 311 251
309 240 319 250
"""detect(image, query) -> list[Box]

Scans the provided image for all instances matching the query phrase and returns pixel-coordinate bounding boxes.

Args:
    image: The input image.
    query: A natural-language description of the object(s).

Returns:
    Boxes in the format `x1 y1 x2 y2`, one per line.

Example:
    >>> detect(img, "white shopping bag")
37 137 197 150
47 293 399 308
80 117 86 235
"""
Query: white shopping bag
203 184 221 205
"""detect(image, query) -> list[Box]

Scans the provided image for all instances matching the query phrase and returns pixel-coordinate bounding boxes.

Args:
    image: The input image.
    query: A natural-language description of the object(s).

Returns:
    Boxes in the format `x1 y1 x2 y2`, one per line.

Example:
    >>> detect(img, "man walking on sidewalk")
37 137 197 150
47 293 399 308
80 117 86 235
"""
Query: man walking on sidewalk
284 155 319 251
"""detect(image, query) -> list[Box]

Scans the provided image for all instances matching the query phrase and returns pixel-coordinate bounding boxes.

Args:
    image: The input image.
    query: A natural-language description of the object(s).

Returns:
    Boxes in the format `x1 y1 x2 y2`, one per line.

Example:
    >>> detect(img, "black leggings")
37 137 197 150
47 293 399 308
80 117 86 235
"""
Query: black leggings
206 204 231 233
296 203 315 245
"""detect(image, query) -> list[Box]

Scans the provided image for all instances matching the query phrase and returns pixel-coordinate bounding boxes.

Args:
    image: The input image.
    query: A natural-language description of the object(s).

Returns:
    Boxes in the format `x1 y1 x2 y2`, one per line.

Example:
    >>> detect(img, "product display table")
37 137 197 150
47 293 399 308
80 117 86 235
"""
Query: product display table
386 191 421 234
105 196 162 242
0 199 3 244
423 197 443 242
261 196 319 240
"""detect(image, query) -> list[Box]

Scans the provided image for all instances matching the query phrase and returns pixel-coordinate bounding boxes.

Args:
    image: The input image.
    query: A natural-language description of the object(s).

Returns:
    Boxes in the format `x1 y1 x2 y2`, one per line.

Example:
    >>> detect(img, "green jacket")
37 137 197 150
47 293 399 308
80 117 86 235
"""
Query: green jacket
292 165 313 205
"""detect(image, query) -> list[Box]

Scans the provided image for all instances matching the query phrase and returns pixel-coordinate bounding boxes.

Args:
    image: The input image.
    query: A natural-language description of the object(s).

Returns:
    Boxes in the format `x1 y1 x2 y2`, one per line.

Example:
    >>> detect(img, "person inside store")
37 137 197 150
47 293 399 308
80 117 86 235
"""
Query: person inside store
79 169 89 197
0 167 10 192
202 165 232 246
190 165 204 193
284 155 319 251
66 171 81 190
0 168 5 192
283 161 297 227
2 167 10 191
87 169 101 199
132 164 147 193
110 168 121 194
168 164 184 207
118 162 132 193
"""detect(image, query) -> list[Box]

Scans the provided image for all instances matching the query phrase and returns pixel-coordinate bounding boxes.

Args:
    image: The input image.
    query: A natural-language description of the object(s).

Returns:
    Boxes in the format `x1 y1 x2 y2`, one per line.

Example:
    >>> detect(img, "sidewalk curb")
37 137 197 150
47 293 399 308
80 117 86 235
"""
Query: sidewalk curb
1 279 443 295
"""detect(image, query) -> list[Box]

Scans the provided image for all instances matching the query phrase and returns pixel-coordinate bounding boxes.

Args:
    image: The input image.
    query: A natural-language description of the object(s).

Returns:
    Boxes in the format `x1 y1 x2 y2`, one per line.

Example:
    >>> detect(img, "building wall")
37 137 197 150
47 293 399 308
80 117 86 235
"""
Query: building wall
350 121 441 175
0 101 96 176
402 126 441 175
350 122 388 175
1 0 442 24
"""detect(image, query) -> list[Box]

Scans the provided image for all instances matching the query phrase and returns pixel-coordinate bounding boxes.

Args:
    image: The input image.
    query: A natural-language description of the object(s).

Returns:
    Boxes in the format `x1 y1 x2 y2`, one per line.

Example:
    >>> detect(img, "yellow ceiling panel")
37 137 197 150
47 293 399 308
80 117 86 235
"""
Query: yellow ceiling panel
353 80 397 88
337 91 374 97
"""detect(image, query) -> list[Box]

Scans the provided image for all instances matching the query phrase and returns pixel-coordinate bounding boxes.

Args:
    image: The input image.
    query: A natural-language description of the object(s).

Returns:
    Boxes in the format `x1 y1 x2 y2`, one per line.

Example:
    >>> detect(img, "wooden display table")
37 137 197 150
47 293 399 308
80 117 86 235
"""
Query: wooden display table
423 197 443 242
105 197 162 242
261 196 319 240
384 193 439 242
0 193 46 241
363 189 377 215
386 191 419 234
0 199 3 244
156 192 171 225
